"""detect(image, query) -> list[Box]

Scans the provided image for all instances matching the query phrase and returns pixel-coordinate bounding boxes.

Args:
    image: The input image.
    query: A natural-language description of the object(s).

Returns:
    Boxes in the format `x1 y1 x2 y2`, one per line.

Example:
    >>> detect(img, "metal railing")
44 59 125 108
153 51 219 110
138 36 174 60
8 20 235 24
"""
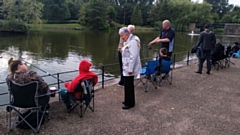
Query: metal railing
0 51 192 106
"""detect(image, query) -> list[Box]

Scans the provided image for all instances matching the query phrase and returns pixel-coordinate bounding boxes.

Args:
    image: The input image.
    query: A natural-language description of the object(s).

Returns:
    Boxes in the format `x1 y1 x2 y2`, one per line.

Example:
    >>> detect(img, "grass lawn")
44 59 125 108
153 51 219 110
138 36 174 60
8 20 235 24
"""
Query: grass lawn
29 23 87 31
41 23 85 28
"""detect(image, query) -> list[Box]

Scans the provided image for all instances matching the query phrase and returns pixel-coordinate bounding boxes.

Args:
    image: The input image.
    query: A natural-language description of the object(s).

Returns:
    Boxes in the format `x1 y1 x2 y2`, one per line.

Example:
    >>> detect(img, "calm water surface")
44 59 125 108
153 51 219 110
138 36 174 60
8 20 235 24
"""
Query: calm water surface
0 30 239 96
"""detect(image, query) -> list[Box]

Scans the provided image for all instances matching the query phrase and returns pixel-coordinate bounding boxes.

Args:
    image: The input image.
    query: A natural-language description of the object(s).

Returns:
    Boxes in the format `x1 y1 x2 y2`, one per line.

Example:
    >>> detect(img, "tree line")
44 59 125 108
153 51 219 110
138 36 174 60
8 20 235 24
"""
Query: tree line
0 0 239 31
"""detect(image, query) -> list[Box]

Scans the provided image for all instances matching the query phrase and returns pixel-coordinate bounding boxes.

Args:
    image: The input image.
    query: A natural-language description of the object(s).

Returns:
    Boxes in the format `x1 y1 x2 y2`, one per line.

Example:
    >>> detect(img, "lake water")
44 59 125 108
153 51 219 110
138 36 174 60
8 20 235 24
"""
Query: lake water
0 30 239 105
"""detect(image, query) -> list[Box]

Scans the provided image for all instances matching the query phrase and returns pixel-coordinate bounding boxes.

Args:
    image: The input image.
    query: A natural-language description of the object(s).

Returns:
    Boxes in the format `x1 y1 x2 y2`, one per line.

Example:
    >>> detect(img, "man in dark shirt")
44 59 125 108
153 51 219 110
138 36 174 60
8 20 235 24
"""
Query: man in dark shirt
231 42 239 54
148 20 175 57
194 24 216 74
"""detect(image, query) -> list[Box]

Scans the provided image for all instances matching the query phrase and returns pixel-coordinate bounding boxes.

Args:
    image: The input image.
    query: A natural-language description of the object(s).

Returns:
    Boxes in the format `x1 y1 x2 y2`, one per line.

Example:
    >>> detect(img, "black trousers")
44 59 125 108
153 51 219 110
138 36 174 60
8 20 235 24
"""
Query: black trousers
168 52 172 57
118 51 124 85
198 51 211 72
123 76 135 107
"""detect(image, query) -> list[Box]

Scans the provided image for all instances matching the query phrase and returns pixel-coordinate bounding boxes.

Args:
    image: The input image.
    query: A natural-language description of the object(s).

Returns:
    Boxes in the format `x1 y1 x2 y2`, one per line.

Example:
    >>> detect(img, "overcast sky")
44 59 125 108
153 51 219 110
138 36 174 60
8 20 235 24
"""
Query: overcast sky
192 0 239 6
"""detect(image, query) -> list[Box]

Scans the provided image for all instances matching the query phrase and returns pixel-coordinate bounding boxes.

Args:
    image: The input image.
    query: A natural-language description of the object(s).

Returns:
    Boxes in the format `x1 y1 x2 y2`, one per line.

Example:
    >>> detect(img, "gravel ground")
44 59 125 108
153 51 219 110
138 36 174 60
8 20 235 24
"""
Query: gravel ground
0 58 240 135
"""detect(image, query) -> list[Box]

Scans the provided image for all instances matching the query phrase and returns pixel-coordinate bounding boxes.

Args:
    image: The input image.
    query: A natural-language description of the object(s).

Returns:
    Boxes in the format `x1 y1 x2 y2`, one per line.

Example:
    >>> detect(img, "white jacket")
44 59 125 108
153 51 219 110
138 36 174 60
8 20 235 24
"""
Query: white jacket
121 34 142 76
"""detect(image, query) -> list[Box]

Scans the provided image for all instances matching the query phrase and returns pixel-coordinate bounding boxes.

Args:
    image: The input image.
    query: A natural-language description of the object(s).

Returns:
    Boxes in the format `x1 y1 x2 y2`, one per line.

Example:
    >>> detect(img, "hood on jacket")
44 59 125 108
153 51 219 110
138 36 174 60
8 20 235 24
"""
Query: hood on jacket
79 59 92 74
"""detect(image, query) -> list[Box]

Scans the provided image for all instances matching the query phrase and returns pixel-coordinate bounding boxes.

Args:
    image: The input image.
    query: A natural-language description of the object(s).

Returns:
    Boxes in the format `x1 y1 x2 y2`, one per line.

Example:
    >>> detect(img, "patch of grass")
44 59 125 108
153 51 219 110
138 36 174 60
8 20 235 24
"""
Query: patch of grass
42 23 84 28
29 23 87 31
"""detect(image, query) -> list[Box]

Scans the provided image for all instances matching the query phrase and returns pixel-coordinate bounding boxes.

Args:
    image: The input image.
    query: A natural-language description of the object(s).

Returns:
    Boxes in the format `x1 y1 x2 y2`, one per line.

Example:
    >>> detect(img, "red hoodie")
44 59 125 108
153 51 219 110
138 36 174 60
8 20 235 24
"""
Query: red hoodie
64 60 98 98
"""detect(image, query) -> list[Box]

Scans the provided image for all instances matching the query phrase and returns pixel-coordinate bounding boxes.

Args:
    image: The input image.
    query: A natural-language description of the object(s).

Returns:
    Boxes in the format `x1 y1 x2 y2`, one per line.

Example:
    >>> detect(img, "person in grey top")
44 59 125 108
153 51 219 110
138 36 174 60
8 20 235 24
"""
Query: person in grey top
194 24 216 74
119 27 141 109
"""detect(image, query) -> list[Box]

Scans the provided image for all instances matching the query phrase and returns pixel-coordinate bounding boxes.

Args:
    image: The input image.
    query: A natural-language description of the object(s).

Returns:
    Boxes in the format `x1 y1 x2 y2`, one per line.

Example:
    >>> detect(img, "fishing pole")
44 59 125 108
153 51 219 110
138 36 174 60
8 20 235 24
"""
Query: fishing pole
22 60 65 83
5 51 66 83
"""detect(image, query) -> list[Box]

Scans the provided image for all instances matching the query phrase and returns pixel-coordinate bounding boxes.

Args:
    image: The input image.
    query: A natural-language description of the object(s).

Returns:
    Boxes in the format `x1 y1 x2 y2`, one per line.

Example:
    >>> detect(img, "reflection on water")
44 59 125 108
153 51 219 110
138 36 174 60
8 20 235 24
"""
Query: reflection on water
0 30 239 104
0 30 239 83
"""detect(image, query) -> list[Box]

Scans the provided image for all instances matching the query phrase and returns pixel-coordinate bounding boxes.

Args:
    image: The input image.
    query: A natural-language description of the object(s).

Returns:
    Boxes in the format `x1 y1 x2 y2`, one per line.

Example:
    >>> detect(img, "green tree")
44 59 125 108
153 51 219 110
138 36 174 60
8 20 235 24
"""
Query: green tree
221 6 240 23
3 0 43 24
204 0 233 19
211 12 220 23
39 0 70 20
131 4 143 25
79 0 109 30
107 5 117 21
189 2 213 24
168 0 193 31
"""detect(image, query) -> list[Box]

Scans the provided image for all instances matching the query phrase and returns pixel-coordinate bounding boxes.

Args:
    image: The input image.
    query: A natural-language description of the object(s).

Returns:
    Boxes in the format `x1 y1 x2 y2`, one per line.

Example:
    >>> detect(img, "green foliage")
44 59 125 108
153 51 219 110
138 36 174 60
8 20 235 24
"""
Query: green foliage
148 0 213 31
79 0 109 30
153 21 162 30
0 20 28 32
131 4 143 26
211 12 220 23
2 0 43 30
40 0 71 20
189 2 213 24
204 0 233 19
1 0 238 31
107 6 117 21
221 6 240 23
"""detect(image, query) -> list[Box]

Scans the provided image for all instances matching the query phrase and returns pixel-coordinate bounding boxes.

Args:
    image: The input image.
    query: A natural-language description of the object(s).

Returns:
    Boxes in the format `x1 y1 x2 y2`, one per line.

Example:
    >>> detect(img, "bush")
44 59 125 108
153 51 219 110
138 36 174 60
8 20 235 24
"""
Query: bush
1 20 28 33
154 21 162 31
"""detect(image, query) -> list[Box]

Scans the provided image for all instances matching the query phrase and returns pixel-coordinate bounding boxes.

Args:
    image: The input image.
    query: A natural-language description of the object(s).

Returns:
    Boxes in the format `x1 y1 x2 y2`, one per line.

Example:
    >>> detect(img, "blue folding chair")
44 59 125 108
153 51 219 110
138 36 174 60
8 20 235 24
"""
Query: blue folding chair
158 59 173 86
138 59 160 92
231 51 240 59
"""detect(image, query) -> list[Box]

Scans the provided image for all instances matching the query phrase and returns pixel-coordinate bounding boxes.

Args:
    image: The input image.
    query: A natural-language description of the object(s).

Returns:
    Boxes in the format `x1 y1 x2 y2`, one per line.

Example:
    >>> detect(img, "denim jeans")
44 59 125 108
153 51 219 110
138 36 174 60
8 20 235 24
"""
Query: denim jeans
60 87 77 109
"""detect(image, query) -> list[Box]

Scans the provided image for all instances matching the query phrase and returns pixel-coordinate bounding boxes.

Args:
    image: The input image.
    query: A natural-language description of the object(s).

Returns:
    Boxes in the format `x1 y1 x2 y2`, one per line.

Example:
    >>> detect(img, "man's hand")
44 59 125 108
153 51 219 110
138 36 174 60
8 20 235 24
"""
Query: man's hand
148 42 153 46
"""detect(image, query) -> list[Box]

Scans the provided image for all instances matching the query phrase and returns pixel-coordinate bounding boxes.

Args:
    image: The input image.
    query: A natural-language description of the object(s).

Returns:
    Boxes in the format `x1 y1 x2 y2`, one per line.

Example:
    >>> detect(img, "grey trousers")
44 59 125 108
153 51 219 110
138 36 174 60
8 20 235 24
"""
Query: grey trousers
197 51 211 72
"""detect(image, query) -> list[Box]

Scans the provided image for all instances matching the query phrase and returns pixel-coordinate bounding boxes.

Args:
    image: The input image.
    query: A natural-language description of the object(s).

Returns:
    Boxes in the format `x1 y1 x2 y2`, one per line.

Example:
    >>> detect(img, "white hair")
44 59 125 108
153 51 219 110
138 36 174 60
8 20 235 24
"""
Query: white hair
119 27 130 35
163 20 170 26
127 25 135 31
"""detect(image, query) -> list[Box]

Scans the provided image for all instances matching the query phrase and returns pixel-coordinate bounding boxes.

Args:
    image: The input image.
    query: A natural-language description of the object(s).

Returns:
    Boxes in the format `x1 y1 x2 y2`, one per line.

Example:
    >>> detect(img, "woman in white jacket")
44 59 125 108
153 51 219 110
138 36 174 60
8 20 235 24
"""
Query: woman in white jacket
119 27 142 109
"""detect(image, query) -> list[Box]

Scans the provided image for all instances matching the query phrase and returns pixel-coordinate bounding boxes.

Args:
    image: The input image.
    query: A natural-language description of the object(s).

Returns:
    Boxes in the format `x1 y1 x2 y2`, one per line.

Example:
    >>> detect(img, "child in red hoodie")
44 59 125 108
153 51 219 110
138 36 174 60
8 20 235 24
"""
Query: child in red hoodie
60 59 98 111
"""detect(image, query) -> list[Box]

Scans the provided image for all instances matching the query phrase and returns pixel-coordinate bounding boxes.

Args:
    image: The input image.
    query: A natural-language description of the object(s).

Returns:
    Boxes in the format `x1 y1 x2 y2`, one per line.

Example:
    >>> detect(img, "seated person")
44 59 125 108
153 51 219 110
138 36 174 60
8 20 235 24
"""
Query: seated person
156 48 171 79
60 59 98 111
231 42 240 56
6 58 50 106
211 39 224 64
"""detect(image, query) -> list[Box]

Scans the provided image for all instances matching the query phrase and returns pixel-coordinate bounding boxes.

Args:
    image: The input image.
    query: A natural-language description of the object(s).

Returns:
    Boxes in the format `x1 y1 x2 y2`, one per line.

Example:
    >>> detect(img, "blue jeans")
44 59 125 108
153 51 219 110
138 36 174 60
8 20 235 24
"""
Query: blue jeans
60 87 77 109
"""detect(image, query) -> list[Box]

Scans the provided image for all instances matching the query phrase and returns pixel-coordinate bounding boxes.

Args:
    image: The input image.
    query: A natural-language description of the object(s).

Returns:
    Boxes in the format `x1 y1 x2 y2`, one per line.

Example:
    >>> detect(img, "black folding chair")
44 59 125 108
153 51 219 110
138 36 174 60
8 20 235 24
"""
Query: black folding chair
6 81 50 133
67 78 95 118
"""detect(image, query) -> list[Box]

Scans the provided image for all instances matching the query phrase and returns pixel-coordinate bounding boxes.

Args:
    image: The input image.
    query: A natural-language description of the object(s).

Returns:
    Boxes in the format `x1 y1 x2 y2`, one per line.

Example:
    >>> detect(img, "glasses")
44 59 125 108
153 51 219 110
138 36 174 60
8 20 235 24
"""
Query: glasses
20 62 26 65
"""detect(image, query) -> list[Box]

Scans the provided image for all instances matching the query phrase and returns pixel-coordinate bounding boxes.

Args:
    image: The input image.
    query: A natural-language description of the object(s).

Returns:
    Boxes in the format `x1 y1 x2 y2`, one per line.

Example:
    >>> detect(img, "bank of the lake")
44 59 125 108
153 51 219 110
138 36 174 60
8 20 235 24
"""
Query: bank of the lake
29 23 155 31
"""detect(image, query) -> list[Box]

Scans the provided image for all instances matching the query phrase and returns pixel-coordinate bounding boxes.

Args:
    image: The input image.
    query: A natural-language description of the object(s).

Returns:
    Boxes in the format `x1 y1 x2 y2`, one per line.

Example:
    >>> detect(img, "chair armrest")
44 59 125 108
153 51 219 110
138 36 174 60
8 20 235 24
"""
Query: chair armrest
37 89 56 97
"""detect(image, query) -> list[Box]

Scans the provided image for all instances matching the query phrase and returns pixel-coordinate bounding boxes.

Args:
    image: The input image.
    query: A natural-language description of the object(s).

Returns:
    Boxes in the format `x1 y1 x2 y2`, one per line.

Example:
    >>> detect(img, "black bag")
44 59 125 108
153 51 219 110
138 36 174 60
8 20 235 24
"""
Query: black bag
17 110 45 129
191 46 198 53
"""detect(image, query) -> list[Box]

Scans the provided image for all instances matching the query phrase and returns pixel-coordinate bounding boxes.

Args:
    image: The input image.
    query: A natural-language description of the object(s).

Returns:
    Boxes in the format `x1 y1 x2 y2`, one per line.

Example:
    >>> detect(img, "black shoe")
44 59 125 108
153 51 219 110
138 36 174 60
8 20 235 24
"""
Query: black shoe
67 105 72 113
122 105 134 109
206 71 210 74
122 102 125 105
195 71 202 74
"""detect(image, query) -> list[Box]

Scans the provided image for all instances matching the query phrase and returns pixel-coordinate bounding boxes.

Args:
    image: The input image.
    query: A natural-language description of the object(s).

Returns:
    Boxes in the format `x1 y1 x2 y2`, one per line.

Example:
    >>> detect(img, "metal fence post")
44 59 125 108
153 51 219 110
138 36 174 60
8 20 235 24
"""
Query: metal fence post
57 73 61 100
187 51 190 66
173 54 176 69
102 65 104 89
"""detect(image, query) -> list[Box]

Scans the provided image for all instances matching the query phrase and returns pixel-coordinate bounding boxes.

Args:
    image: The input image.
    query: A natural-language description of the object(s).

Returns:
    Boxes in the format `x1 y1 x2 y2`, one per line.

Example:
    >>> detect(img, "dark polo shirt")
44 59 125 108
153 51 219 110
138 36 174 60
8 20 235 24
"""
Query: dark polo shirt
158 27 175 52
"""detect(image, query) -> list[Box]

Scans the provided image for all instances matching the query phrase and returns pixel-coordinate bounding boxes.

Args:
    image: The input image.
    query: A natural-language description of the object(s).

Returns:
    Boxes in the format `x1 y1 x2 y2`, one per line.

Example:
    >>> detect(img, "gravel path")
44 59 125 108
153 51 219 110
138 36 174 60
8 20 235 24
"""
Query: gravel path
1 59 240 135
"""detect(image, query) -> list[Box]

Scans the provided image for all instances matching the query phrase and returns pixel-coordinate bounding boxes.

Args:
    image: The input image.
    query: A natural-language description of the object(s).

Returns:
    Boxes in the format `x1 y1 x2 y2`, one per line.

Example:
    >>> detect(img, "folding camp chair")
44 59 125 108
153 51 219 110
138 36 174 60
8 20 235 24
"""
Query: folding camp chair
231 51 240 59
138 59 161 92
67 78 95 118
6 81 50 133
158 59 173 86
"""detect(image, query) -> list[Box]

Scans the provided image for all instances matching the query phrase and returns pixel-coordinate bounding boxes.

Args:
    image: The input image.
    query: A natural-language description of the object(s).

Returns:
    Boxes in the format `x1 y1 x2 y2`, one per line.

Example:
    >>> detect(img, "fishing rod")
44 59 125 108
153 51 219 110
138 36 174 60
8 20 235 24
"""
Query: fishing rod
22 60 65 83
5 51 66 83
